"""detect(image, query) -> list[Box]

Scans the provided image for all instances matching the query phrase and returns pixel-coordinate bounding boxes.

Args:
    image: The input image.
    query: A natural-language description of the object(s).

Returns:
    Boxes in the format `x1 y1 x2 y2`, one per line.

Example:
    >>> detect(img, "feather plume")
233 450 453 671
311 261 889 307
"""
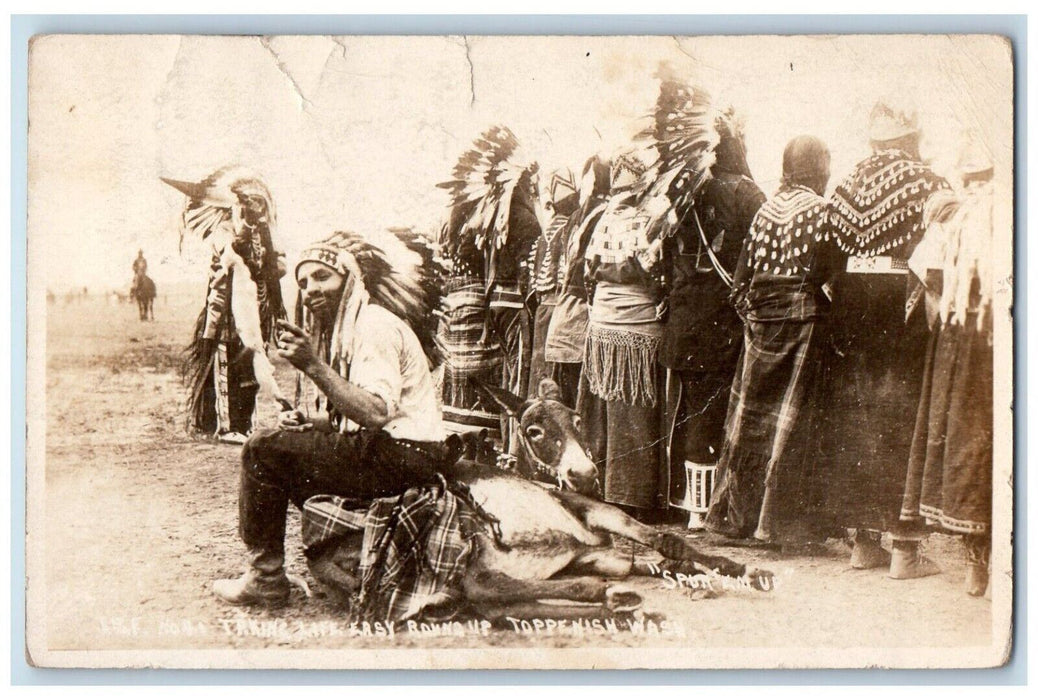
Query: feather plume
437 126 538 266
635 79 724 240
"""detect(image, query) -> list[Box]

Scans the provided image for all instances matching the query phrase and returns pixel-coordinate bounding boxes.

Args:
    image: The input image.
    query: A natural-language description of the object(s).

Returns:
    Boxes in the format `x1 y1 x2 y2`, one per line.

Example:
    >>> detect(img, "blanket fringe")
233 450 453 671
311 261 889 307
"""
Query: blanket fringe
584 326 661 406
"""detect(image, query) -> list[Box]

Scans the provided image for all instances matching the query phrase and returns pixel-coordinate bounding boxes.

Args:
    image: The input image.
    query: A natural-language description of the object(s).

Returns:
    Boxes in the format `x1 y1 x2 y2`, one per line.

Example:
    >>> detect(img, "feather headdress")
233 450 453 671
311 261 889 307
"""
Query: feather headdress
161 166 286 326
162 166 277 250
437 125 539 288
634 78 733 241
295 229 447 370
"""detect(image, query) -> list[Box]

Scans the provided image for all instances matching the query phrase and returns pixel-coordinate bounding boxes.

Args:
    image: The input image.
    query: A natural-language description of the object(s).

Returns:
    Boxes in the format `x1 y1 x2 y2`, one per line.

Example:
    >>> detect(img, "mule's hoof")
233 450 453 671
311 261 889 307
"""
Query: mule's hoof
656 533 692 561
605 585 643 613
747 568 776 592
286 573 312 598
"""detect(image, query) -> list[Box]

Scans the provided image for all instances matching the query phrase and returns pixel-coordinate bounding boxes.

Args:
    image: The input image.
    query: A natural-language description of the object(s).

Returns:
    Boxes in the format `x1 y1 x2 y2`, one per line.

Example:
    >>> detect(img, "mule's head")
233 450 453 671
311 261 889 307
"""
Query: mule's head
477 378 600 496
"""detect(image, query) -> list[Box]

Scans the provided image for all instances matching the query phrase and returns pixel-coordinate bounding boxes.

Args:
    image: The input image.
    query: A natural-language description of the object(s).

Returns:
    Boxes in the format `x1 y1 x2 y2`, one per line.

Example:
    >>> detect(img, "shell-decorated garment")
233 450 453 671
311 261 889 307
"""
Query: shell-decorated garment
829 150 951 258
747 185 829 278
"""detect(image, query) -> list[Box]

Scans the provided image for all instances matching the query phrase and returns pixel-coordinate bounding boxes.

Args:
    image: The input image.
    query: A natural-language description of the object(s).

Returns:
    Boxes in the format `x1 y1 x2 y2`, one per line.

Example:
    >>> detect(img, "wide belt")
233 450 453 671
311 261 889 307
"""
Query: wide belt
845 255 909 274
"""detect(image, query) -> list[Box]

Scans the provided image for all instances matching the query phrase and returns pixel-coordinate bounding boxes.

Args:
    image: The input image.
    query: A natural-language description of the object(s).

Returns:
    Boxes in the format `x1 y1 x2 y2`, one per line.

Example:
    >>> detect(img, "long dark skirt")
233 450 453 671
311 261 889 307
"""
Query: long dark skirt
549 361 581 409
705 318 828 541
816 272 930 533
902 310 993 534
577 369 666 510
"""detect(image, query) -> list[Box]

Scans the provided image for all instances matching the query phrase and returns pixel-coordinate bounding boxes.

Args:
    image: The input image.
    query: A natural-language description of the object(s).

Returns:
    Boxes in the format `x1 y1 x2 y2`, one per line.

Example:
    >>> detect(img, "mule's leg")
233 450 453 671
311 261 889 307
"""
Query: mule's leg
561 548 711 581
463 568 642 615
477 599 641 626
559 548 635 578
463 568 607 604
550 490 753 580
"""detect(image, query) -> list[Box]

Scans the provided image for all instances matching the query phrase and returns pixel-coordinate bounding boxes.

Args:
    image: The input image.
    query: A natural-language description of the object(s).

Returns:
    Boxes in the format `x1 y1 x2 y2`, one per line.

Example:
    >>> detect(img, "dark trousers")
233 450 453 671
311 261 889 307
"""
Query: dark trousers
550 362 582 409
239 428 447 548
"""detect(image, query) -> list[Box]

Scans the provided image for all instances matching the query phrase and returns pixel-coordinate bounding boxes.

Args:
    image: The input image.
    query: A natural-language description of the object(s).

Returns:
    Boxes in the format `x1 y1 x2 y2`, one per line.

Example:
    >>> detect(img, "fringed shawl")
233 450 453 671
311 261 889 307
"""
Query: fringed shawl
909 181 996 333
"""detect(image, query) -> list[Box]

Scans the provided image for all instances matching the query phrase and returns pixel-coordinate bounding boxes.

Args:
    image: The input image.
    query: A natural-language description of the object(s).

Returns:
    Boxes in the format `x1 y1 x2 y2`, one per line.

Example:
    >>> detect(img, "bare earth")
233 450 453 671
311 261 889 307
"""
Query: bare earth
40 295 992 655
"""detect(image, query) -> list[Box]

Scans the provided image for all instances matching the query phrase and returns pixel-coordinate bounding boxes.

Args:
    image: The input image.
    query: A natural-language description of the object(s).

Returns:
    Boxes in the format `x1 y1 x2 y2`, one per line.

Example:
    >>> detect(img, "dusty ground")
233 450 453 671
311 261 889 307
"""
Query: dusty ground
40 294 993 656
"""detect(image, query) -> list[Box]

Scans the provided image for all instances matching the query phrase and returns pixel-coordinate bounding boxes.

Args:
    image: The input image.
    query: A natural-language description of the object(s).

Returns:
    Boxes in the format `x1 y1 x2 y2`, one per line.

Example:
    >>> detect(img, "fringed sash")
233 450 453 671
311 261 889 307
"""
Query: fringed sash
585 282 663 406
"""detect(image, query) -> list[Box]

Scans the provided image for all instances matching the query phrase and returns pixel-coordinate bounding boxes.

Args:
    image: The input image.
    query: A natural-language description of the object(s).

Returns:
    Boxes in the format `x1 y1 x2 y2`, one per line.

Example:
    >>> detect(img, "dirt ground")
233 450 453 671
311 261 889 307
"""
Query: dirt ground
39 294 993 656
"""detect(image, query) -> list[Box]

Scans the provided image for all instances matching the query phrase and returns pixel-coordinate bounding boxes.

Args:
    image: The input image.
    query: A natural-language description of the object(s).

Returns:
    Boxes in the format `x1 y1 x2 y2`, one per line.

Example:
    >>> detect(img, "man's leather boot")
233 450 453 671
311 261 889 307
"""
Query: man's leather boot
212 545 291 606
213 469 292 606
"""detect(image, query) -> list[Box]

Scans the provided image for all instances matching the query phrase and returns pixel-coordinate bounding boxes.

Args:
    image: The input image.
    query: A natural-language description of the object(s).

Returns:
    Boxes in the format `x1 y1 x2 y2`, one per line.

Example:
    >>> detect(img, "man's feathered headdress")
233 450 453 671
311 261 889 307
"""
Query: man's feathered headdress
161 166 277 251
295 229 447 369
437 125 539 287
634 77 744 241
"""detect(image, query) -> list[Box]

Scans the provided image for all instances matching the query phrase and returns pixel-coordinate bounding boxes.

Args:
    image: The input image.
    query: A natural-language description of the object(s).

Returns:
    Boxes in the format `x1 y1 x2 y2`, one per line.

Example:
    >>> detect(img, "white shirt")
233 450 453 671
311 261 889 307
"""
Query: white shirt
343 303 446 442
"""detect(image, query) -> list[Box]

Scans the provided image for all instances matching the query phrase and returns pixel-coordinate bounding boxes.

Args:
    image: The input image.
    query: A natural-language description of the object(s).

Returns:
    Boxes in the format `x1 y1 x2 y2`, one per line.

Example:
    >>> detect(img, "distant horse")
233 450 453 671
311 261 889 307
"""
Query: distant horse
131 273 156 321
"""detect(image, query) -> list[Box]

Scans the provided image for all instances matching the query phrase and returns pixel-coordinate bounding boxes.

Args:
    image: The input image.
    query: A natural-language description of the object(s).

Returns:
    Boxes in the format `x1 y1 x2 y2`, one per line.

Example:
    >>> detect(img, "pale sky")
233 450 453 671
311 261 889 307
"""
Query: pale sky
27 34 1013 294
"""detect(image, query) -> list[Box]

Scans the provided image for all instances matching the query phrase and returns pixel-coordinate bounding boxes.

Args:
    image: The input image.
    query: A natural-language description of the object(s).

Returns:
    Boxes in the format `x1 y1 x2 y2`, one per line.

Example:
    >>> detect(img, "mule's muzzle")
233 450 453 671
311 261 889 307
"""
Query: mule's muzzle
558 444 599 496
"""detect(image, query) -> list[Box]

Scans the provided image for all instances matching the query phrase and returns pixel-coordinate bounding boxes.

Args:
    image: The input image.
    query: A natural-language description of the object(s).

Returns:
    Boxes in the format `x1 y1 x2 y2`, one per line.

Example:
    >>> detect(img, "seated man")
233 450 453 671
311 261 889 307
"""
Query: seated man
213 230 451 606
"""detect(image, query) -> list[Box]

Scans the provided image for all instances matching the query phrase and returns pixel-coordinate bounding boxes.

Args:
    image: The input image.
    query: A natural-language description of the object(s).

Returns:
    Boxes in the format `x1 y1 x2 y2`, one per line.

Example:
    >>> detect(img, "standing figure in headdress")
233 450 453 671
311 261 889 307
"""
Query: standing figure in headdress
817 97 955 578
705 135 839 542
901 139 997 596
437 127 542 449
526 167 579 398
213 229 454 607
162 167 288 444
580 146 668 517
636 77 766 527
544 155 612 408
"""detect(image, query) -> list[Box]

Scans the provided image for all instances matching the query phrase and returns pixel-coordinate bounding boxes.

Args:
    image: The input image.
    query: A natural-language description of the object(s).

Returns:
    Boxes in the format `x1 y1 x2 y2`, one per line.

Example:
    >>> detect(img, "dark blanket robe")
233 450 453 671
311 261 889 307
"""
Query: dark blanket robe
661 171 765 509
902 302 993 535
815 150 951 533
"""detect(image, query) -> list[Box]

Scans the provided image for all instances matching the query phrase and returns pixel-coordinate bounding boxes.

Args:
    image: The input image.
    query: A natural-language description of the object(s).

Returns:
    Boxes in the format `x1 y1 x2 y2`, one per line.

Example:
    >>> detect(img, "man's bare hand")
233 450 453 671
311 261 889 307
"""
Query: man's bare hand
277 409 313 432
275 320 320 373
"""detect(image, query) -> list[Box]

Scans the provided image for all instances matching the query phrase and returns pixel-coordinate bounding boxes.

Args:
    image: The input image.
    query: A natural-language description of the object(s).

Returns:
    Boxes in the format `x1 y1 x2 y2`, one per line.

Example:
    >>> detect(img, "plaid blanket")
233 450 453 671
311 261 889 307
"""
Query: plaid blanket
706 293 827 539
302 480 481 623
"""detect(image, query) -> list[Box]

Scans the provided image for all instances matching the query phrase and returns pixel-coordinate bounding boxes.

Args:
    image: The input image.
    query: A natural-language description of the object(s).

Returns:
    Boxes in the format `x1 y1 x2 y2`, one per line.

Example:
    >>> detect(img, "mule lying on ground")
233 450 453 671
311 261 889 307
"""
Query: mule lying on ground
306 379 772 619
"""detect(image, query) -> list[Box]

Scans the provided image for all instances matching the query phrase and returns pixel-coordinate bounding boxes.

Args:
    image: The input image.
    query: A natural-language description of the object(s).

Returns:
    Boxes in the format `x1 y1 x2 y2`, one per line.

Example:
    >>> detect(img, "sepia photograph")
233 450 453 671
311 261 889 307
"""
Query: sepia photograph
23 32 1014 670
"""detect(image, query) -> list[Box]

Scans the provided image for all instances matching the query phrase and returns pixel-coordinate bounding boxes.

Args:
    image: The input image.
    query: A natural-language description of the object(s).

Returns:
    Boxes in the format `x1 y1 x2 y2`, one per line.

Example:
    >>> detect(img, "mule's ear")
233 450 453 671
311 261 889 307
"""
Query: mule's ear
536 378 563 402
473 380 528 417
